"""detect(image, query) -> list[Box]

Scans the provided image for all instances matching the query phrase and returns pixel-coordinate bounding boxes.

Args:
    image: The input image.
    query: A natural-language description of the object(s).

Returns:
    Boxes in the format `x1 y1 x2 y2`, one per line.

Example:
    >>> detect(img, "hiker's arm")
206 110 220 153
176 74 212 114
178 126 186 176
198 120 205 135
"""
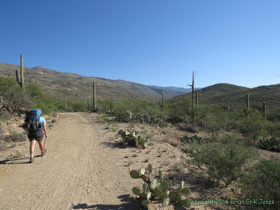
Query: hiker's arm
43 121 48 137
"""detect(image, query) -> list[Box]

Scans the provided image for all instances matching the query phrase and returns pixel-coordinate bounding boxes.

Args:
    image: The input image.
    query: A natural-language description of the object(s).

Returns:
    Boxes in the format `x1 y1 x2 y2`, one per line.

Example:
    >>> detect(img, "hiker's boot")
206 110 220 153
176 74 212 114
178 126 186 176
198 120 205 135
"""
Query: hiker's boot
41 149 47 157
29 158 34 163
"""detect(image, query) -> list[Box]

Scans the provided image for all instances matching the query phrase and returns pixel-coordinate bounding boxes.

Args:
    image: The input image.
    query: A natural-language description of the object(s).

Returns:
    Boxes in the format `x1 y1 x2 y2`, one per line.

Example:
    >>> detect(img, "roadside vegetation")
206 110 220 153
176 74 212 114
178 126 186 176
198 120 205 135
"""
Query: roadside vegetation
1 75 280 209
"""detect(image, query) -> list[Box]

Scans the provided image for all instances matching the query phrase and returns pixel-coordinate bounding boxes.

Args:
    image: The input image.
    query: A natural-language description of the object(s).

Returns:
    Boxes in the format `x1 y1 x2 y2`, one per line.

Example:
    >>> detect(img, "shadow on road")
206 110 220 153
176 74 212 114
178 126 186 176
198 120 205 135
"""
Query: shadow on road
0 155 42 165
72 194 141 209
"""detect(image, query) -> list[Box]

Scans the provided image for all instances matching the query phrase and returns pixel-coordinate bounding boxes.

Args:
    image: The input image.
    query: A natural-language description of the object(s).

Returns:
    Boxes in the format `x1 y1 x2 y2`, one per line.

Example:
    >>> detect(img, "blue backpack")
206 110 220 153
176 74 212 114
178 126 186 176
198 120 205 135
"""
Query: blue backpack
24 110 43 132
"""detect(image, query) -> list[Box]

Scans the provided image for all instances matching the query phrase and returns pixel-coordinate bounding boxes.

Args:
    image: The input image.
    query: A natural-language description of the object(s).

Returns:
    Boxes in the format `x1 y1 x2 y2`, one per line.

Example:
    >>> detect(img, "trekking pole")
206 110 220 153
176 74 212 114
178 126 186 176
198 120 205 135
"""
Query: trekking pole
41 137 47 163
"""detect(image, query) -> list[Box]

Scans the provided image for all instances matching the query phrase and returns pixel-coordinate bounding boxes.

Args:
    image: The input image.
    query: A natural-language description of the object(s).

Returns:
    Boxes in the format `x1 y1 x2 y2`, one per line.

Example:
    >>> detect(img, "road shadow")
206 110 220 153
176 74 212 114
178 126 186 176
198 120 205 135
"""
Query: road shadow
72 194 141 210
0 155 42 165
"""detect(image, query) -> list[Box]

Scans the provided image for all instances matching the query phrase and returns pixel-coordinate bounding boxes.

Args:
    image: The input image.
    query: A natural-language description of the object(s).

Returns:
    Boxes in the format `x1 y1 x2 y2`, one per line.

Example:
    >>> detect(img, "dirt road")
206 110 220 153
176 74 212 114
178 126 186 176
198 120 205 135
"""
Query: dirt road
0 113 142 210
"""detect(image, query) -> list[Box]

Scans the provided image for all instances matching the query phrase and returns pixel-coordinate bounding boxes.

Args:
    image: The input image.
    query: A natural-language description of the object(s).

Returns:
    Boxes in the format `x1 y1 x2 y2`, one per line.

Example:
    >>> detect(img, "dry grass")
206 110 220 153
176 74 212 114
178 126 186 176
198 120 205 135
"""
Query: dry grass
167 138 181 146
177 123 199 133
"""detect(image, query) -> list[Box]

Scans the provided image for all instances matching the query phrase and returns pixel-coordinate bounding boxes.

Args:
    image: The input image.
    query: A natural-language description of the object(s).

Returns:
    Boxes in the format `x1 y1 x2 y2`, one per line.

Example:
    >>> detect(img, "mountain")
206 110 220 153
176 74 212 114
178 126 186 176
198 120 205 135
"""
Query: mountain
0 62 187 102
169 83 280 107
147 85 202 93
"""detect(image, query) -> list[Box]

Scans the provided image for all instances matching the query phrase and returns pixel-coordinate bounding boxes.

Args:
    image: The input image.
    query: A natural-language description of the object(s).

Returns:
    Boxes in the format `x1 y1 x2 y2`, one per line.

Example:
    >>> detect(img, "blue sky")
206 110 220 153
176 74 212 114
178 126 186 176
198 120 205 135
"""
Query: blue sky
1 0 279 89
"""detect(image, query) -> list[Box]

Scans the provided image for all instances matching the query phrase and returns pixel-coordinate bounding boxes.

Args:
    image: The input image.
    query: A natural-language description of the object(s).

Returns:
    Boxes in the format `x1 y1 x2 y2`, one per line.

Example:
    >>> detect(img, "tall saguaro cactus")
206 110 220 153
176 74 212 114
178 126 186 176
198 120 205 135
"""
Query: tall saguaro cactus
243 93 252 115
93 82 96 112
15 54 25 90
159 89 165 109
188 71 195 123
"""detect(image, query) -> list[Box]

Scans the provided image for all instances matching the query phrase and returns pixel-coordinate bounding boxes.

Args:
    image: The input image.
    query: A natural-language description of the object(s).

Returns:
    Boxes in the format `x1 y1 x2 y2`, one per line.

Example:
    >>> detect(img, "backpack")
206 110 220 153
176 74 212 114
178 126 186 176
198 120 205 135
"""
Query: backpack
24 110 43 132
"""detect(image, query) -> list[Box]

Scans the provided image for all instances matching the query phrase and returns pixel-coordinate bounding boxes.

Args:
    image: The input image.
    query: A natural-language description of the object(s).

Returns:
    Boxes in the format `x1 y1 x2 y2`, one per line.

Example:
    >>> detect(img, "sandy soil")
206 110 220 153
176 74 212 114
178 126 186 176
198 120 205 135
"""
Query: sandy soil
0 112 279 210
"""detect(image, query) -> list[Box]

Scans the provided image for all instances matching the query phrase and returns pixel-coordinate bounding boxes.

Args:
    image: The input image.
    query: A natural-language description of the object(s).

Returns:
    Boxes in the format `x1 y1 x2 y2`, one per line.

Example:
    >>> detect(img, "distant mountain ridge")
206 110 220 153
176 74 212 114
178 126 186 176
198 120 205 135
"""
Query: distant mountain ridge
1 61 279 106
147 85 202 93
170 83 280 107
0 62 189 101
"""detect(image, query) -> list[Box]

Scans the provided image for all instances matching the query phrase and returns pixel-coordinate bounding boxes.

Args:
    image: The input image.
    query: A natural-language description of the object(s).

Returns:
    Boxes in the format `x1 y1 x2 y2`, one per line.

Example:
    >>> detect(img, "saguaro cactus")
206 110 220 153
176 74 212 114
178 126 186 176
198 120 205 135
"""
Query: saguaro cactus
159 89 165 108
188 71 195 123
15 54 25 90
195 91 198 106
243 93 252 115
93 82 96 111
263 101 266 119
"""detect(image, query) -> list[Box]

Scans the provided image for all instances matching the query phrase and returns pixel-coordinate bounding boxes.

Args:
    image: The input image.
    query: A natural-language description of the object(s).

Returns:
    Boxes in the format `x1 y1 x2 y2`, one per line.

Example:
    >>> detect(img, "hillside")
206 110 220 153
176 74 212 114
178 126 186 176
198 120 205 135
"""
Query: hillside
169 83 280 107
147 85 202 93
0 62 186 102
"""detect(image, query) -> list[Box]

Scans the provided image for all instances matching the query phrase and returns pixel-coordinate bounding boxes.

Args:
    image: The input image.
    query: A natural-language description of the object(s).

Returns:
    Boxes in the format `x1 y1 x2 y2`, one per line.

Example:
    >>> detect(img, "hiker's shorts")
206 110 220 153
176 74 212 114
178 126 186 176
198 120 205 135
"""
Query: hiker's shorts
28 130 43 141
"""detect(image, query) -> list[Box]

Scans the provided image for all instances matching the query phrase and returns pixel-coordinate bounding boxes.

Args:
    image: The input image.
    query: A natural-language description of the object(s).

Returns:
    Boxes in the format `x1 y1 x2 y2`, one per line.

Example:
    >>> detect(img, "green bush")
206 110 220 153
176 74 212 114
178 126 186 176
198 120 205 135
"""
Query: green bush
0 77 32 114
191 134 259 187
258 137 280 152
238 111 274 144
166 98 191 124
25 83 45 99
98 100 115 112
200 112 227 139
240 159 280 209
266 106 280 122
71 101 88 112
34 97 55 115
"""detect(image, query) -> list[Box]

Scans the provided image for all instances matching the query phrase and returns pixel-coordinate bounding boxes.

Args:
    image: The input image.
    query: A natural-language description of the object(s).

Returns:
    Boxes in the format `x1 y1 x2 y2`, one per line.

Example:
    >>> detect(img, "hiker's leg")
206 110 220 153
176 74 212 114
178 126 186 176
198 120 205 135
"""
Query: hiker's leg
38 140 44 152
30 140 36 156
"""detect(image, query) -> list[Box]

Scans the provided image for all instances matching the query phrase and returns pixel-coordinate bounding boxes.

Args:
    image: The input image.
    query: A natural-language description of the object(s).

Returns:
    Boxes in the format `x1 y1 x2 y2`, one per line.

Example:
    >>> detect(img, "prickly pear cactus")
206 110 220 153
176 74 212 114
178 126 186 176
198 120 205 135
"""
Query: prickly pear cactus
118 129 148 149
129 164 191 208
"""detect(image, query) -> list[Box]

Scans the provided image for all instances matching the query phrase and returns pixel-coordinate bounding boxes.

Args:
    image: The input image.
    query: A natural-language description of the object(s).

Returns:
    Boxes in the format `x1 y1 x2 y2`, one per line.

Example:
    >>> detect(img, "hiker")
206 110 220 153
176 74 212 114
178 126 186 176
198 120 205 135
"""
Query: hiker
25 109 48 163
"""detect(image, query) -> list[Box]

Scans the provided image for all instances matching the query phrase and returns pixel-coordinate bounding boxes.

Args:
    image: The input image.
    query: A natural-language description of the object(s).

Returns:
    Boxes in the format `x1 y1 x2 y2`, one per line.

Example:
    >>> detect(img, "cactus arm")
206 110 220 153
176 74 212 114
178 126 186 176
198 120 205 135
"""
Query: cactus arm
15 54 25 90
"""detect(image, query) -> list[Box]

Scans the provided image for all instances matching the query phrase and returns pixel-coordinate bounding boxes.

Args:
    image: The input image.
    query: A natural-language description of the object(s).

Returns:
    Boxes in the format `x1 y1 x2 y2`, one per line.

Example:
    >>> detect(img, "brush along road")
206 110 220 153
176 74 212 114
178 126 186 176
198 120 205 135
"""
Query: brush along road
0 113 142 210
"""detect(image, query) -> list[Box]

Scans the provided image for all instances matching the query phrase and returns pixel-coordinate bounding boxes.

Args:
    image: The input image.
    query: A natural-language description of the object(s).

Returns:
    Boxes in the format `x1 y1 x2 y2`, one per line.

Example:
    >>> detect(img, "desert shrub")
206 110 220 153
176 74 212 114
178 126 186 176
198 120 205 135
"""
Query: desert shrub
34 97 55 115
98 100 115 112
240 159 280 209
270 122 280 137
182 135 206 144
266 105 280 122
239 111 275 144
200 112 229 140
191 134 259 187
71 101 88 112
13 150 24 159
166 98 191 124
178 123 199 133
0 77 33 115
195 104 221 119
25 83 56 114
25 83 45 99
257 137 280 152
6 130 26 142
